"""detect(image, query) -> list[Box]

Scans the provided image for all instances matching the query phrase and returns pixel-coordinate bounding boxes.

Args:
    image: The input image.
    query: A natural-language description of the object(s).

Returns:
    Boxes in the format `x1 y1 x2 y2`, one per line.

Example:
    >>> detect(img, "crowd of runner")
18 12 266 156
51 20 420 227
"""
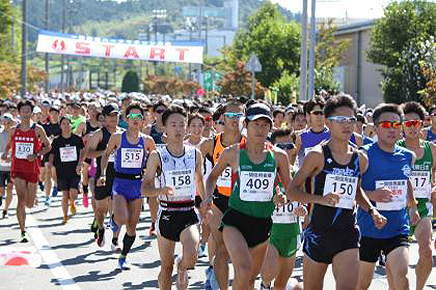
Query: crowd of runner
0 91 435 290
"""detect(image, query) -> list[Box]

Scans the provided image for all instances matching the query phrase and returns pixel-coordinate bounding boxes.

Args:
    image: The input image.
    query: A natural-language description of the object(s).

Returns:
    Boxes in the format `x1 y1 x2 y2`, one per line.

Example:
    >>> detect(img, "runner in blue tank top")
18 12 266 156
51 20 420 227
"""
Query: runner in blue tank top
288 94 386 290
423 105 436 142
99 104 156 270
356 103 420 290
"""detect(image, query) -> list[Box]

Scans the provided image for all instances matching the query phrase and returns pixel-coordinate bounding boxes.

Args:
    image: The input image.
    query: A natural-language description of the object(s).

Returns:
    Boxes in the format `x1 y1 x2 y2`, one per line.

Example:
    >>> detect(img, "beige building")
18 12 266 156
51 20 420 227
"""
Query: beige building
333 20 385 108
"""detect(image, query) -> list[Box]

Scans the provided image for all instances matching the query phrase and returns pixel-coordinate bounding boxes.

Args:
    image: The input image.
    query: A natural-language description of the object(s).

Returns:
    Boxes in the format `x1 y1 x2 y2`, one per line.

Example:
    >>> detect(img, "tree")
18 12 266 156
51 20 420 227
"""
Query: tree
224 2 301 88
121 70 140 93
418 36 436 107
314 20 348 94
218 61 265 97
271 70 299 105
367 0 436 103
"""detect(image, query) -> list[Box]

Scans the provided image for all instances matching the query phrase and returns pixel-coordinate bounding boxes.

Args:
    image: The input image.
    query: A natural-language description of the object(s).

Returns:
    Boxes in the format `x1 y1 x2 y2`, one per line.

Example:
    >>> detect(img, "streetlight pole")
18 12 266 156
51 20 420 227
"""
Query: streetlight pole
60 0 66 93
20 0 28 97
45 0 50 94
307 0 317 100
299 0 308 101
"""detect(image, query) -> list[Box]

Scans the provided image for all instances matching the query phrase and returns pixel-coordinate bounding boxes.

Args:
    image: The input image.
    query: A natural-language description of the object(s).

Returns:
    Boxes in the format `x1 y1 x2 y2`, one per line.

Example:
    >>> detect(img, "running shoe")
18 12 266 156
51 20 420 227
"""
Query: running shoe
149 222 156 236
205 265 213 290
52 186 58 197
96 228 105 247
90 218 98 239
83 193 89 208
198 243 207 258
20 232 29 243
70 203 77 215
208 266 219 290
2 210 8 219
118 256 130 270
38 181 44 192
110 214 118 233
378 253 386 267
44 197 51 206
259 282 271 290
111 239 121 253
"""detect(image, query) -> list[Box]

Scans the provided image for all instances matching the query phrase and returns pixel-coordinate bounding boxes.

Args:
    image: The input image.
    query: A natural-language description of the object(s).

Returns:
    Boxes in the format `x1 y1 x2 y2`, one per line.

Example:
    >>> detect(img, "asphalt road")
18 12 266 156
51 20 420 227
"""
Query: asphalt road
0 192 435 290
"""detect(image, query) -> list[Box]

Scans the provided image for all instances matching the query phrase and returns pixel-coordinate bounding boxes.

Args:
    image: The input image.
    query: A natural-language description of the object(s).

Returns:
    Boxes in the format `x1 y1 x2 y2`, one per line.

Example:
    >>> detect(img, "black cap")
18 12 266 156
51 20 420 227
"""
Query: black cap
69 101 81 108
103 104 119 116
49 105 60 112
246 103 273 122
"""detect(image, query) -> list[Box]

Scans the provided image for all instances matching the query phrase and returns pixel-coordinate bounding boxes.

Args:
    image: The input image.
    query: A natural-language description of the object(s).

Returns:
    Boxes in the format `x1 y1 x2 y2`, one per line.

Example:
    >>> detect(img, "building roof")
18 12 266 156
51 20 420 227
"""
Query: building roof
334 19 377 35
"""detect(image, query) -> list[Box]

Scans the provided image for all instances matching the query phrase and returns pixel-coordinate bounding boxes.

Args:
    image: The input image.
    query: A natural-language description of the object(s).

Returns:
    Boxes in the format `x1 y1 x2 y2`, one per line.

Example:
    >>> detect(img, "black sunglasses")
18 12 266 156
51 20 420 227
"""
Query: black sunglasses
276 143 295 150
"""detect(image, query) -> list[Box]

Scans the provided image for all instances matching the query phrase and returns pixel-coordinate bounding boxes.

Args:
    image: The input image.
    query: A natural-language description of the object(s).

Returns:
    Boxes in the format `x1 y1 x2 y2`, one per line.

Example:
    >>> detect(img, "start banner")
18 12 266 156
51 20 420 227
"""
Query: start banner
36 30 204 64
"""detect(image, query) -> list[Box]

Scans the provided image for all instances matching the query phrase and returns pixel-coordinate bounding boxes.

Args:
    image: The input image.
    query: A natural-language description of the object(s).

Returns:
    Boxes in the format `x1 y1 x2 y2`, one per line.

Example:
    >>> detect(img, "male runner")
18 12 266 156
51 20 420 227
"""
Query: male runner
205 102 289 290
288 95 386 290
142 105 206 289
85 104 121 248
100 103 155 270
423 106 436 142
397 101 435 290
1 100 51 242
356 103 420 290
200 99 245 289
0 114 14 218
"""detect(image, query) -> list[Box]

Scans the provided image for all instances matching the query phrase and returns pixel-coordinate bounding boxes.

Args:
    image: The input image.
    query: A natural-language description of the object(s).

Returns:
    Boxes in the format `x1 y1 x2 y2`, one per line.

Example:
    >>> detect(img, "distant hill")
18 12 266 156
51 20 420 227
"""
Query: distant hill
18 0 300 42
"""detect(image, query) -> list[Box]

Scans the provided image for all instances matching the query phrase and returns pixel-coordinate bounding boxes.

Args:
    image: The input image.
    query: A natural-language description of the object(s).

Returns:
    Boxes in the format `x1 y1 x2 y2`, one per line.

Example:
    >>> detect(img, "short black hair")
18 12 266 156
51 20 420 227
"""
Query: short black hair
324 94 357 118
401 102 426 120
153 101 167 111
188 113 205 126
428 105 436 116
162 105 187 125
213 105 225 122
303 96 325 115
224 99 244 112
17 100 34 112
291 109 305 122
356 114 366 124
373 103 403 124
273 109 285 118
126 103 144 116
270 128 292 144
59 116 71 126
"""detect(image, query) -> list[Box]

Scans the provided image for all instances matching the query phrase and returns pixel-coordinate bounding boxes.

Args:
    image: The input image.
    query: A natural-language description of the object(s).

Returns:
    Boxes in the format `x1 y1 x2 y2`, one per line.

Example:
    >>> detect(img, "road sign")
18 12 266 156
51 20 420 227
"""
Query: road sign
203 70 223 91
245 53 262 72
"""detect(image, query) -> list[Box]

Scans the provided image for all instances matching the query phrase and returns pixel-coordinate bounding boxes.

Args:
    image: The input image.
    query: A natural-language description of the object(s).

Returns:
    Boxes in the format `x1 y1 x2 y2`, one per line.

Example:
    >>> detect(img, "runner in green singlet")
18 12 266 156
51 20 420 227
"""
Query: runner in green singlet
397 101 436 290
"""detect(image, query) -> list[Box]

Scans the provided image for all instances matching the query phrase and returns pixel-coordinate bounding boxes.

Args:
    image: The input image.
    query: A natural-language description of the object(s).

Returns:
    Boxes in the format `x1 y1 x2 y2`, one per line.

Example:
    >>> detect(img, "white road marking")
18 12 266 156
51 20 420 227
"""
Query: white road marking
26 213 81 290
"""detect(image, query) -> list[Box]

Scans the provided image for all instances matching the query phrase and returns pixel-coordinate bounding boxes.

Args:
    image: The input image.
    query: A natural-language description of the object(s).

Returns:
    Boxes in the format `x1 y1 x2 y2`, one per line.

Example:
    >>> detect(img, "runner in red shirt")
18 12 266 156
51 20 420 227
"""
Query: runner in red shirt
1 100 51 243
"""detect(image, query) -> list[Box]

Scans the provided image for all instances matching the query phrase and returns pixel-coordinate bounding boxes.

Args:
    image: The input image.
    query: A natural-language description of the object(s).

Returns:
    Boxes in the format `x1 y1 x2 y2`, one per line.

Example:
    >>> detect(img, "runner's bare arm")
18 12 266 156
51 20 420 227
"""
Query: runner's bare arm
430 142 436 184
76 121 86 137
286 147 339 206
141 151 173 197
100 133 121 178
274 147 292 191
83 130 103 159
199 137 214 159
142 124 151 135
354 151 375 211
205 146 236 203
144 135 156 152
1 127 15 159
194 149 206 201
36 125 51 156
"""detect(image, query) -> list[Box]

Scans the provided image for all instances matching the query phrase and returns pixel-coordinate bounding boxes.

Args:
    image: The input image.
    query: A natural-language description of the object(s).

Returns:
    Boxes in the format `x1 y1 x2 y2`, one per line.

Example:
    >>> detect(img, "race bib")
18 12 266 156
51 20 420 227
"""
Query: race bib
410 171 431 199
217 166 232 188
375 179 408 211
60 146 77 163
167 169 195 199
121 148 143 168
323 174 358 209
15 142 33 159
272 202 299 224
240 171 275 202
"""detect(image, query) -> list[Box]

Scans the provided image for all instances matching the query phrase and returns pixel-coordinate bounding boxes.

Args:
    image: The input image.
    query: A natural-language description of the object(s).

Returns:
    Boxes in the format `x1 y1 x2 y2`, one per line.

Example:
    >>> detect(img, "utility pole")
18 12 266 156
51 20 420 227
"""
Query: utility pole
307 0 317 100
11 16 15 51
298 0 308 101
60 0 66 93
45 0 50 94
20 0 28 97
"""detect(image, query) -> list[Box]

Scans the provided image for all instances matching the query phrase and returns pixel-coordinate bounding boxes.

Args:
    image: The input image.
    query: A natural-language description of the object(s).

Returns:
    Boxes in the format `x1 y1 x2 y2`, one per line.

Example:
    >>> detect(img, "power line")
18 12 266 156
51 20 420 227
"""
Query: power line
0 8 43 31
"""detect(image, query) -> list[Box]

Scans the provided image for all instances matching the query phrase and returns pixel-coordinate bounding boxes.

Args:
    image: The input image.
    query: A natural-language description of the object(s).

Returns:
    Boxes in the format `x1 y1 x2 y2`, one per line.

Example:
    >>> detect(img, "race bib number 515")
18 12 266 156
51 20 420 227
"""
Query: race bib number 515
121 148 143 168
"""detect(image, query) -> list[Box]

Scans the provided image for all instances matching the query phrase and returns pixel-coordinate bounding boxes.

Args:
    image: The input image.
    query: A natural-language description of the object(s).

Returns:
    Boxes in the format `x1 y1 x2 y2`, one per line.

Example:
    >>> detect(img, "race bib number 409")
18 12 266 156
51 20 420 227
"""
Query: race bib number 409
15 142 33 159
121 148 143 168
240 171 275 202
323 174 358 210
375 179 407 211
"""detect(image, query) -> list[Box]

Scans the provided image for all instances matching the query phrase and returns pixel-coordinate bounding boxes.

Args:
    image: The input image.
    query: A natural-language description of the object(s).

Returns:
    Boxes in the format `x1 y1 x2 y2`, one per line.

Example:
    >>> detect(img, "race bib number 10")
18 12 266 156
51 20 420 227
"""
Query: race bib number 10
375 179 407 211
121 148 143 168
240 171 275 202
323 174 358 209
15 142 33 159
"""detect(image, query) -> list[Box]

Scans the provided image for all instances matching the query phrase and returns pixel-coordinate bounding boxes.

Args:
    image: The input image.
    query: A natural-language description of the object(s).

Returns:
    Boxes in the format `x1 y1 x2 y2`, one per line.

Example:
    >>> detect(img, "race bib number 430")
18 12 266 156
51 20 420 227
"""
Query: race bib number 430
240 171 275 202
375 179 407 211
15 142 33 159
121 148 143 168
323 174 358 209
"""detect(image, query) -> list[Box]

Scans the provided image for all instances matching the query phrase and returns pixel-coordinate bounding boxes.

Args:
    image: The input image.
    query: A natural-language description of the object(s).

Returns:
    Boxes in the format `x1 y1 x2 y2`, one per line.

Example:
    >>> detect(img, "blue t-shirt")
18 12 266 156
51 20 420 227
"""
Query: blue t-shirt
426 127 436 143
357 142 413 239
